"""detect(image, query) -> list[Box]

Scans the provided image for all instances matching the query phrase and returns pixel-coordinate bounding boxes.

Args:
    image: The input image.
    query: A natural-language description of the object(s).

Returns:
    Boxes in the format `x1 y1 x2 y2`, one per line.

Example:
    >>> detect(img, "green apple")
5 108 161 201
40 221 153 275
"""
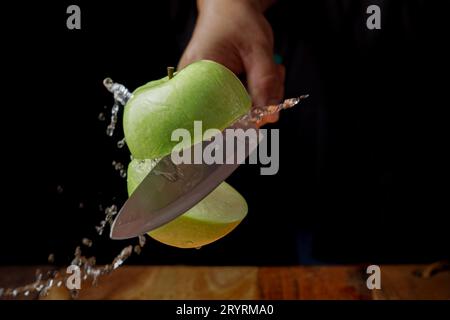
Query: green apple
127 159 248 248
123 60 251 159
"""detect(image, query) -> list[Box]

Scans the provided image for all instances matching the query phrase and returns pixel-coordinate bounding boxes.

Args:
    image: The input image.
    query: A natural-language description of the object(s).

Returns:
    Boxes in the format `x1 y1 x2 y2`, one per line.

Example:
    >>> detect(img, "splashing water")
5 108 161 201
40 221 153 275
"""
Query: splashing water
95 204 118 236
112 160 127 178
138 235 146 247
1 78 179 299
240 95 309 124
82 238 93 247
103 78 132 137
0 235 147 299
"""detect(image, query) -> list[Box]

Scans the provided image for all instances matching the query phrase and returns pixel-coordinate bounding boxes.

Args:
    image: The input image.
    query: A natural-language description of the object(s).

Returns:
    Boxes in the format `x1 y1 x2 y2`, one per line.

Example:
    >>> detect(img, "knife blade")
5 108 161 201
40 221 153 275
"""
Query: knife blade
110 119 258 239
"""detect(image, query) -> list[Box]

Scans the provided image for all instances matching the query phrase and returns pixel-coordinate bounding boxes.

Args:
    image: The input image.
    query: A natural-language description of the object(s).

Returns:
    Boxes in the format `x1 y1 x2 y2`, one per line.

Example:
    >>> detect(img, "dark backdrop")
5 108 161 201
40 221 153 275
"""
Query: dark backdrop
0 0 448 266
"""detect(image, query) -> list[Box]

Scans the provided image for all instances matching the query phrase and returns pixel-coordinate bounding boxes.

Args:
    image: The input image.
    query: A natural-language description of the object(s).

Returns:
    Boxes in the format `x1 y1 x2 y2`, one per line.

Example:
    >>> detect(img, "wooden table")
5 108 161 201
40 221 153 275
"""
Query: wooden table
1 265 449 300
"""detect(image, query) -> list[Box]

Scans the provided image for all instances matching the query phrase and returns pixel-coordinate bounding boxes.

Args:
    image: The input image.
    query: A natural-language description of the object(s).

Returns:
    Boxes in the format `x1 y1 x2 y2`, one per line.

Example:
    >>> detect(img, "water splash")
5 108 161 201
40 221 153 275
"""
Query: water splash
103 78 133 137
240 95 309 124
0 79 144 300
138 235 146 247
133 245 142 255
0 234 148 299
82 238 93 247
112 160 127 178
95 204 118 236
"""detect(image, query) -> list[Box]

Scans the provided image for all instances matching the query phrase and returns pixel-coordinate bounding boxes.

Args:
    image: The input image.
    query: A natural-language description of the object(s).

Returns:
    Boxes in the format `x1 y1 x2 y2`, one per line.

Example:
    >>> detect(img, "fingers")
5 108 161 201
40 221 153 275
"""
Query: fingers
243 48 285 126
243 48 283 106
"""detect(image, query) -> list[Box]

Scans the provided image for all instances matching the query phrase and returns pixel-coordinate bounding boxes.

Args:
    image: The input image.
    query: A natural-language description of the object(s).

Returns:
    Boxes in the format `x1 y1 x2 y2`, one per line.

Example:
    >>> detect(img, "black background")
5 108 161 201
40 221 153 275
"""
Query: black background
0 1 448 266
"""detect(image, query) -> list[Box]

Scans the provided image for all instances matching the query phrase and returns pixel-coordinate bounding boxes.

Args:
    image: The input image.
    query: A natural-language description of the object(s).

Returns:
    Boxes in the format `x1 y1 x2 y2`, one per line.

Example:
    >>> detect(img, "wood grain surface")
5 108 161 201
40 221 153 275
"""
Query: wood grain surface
1 265 449 300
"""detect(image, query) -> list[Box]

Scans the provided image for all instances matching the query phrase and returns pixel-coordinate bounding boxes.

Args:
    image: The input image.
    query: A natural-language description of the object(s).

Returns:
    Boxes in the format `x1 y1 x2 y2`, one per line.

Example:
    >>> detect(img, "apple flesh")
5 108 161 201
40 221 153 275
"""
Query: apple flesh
123 60 251 159
127 159 248 248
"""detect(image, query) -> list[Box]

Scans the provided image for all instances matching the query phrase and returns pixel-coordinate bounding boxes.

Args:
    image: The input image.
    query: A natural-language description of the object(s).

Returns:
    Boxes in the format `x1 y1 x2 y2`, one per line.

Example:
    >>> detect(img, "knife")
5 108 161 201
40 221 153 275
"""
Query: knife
105 78 308 240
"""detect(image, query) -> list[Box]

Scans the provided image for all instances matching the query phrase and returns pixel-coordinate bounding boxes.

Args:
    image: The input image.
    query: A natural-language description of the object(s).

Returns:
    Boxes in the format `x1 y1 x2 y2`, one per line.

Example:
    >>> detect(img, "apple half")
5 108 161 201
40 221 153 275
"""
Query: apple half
127 159 248 248
123 60 252 159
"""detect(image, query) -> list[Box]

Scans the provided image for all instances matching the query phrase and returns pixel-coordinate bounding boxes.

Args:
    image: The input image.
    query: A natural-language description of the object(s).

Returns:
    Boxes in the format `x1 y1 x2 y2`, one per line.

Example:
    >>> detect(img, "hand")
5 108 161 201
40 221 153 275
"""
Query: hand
178 0 284 125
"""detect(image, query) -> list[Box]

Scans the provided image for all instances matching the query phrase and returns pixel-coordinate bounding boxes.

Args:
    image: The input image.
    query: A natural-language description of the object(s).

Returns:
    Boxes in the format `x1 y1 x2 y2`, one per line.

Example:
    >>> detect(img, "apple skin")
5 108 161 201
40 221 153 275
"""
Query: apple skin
123 60 251 159
127 159 248 249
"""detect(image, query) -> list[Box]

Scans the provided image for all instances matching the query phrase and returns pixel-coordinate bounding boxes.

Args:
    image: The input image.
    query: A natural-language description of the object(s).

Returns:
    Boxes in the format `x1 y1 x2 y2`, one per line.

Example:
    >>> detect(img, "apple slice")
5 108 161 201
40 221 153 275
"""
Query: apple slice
123 60 251 159
127 159 248 248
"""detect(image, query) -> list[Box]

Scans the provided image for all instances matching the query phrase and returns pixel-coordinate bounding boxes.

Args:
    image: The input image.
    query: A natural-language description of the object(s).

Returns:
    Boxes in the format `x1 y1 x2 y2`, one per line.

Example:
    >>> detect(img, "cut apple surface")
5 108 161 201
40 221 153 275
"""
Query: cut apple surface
127 159 248 248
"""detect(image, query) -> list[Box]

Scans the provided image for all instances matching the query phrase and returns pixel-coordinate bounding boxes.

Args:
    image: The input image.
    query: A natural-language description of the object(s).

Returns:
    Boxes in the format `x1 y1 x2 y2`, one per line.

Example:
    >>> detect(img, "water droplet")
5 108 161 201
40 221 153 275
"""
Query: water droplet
103 77 114 90
82 238 93 247
112 161 127 178
47 279 54 288
106 125 114 137
117 138 126 148
106 205 118 215
95 226 103 235
78 202 84 209
138 235 146 247
35 270 43 281
56 185 64 194
98 112 106 121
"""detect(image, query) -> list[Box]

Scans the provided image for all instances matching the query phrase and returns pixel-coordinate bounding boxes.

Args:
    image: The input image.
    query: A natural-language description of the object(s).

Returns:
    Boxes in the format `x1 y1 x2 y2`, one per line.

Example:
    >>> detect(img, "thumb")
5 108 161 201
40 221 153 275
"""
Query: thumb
242 48 285 125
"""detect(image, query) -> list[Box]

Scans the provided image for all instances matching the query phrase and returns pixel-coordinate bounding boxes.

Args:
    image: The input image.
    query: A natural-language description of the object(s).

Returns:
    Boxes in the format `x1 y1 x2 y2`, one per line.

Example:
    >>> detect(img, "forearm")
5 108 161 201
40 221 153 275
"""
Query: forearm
197 0 276 13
